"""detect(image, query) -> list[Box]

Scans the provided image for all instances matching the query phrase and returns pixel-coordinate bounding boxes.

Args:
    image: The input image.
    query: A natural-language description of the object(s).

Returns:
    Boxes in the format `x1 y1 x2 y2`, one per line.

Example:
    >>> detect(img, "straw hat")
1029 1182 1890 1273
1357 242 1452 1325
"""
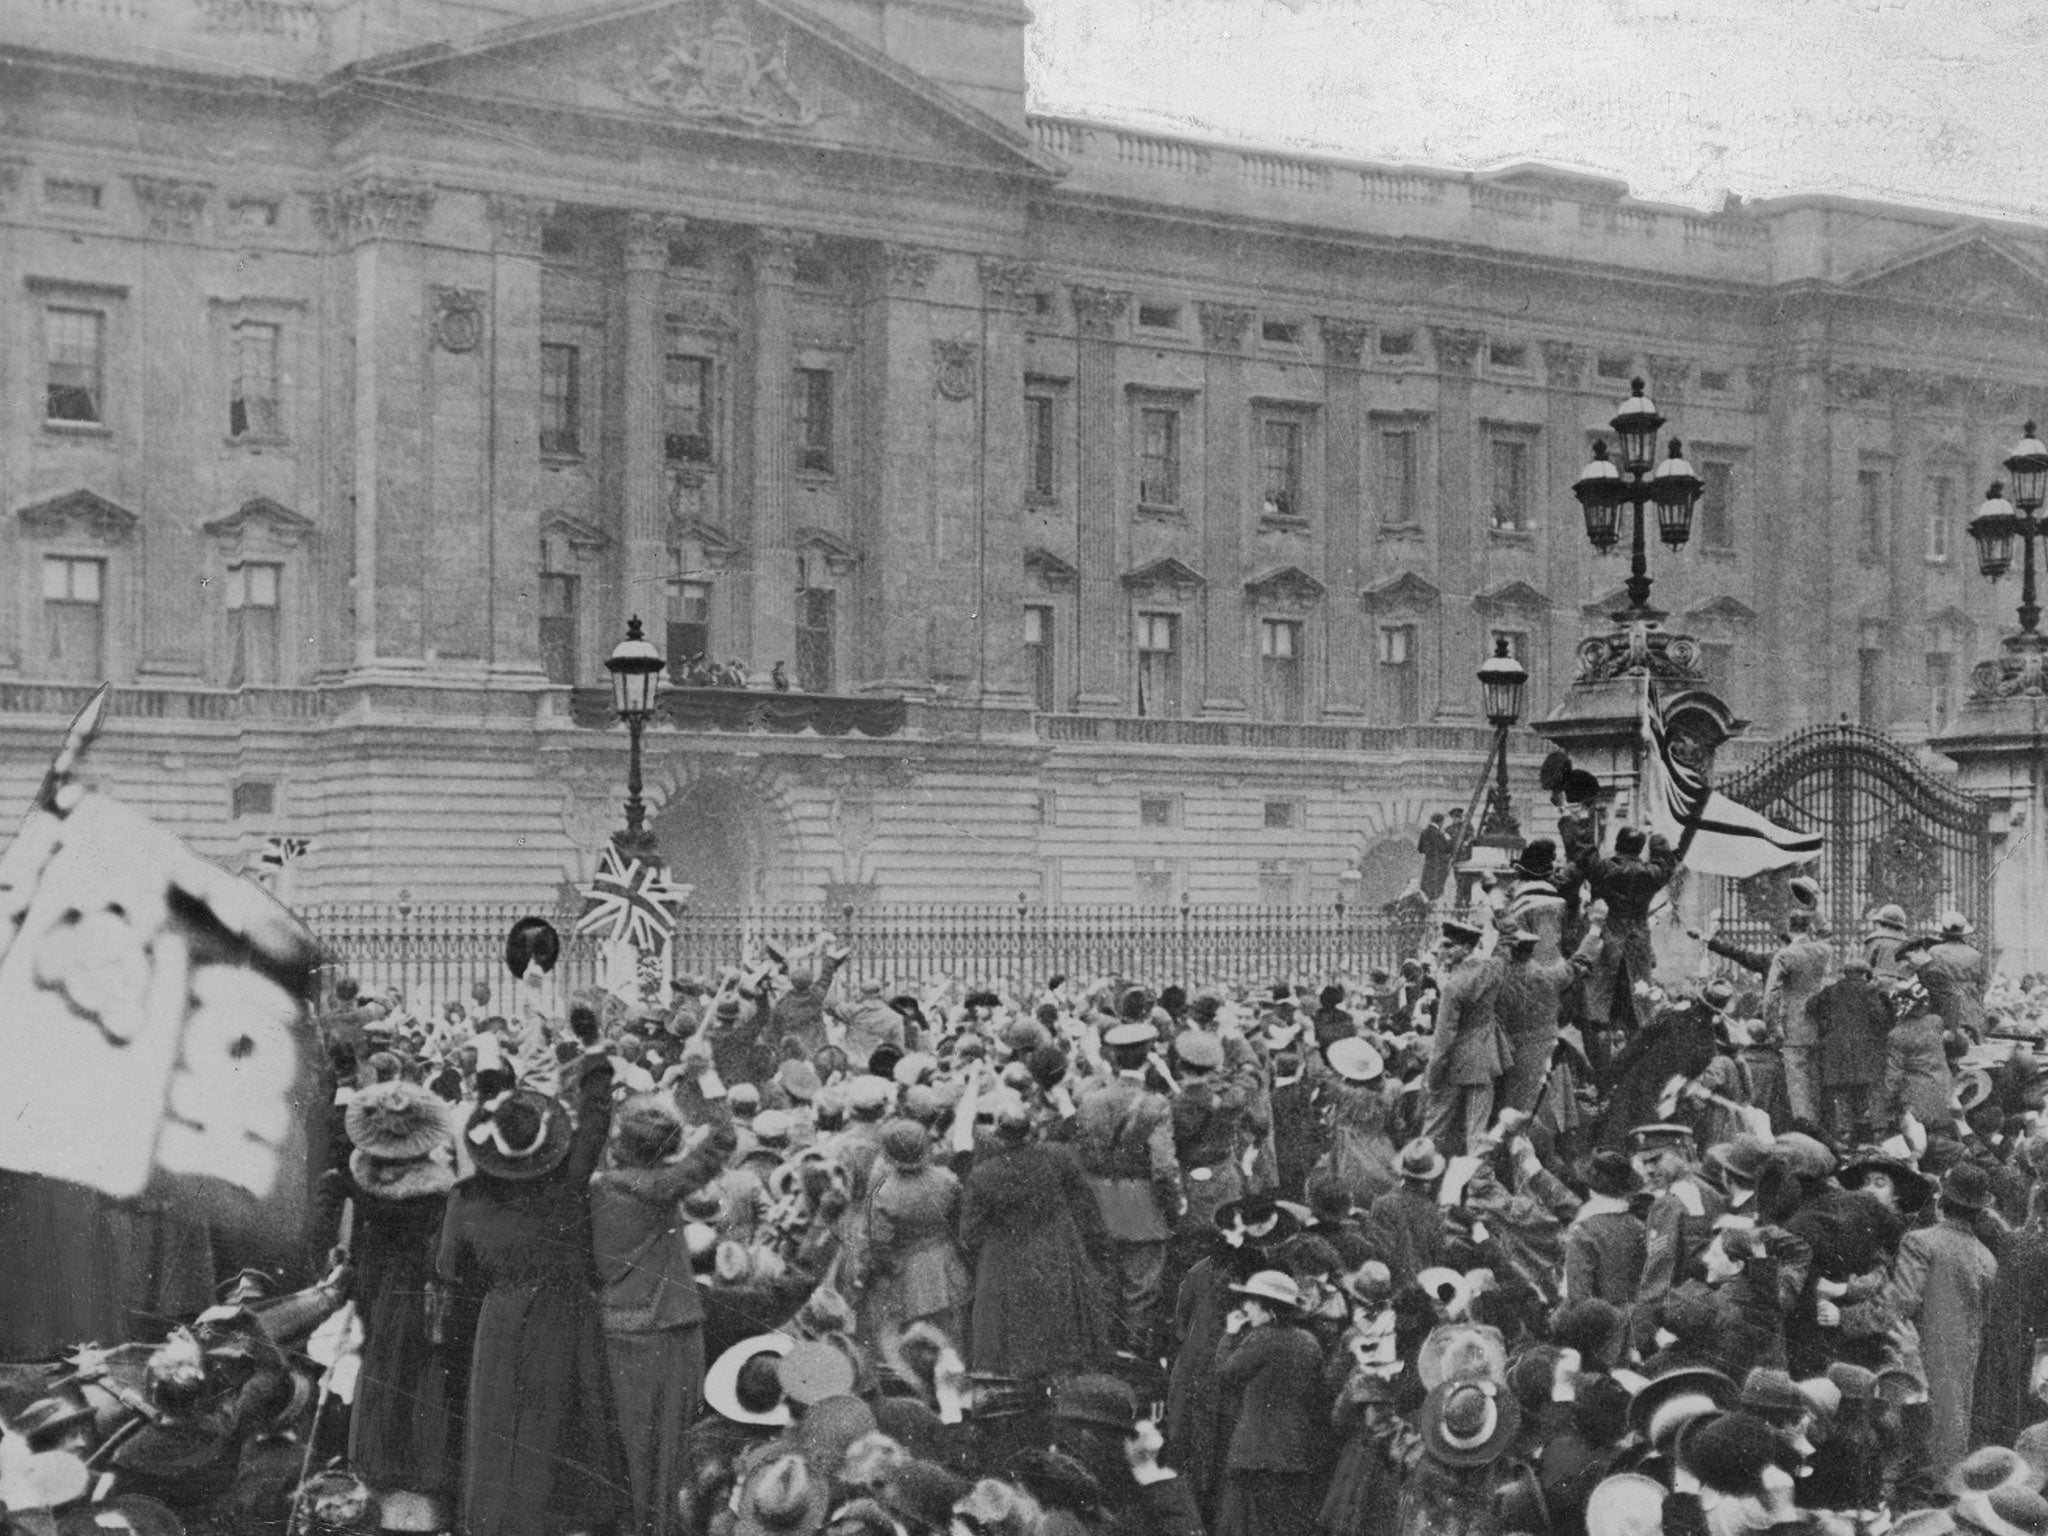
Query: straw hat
704 1334 795 1426
345 1080 450 1162
1419 1378 1520 1467
1228 1269 1304 1312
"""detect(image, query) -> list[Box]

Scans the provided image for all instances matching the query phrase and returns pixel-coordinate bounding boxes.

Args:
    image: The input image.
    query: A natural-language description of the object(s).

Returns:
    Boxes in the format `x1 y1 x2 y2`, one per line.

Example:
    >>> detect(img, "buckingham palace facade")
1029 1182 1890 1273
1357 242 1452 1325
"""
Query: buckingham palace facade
3 0 2047 910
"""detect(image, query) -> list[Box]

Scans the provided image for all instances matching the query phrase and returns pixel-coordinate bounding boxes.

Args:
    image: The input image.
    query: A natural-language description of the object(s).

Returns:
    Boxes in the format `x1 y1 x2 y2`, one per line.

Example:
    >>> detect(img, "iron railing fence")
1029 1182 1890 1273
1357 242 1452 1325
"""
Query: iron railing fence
301 900 1437 1012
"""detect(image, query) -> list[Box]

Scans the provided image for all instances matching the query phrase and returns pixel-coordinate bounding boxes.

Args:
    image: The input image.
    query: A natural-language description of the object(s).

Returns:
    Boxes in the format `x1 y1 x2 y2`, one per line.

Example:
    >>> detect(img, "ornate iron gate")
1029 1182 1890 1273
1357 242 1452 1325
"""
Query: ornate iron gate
1712 724 1993 953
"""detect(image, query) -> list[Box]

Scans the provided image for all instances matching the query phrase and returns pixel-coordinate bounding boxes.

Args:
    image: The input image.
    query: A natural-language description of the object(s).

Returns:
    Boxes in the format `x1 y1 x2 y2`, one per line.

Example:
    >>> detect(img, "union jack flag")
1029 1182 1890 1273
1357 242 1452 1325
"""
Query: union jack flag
574 845 690 953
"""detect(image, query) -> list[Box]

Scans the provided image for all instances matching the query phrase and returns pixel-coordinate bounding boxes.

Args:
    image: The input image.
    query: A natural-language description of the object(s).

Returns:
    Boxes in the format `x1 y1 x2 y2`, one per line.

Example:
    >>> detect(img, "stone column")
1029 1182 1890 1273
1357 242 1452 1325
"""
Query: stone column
1541 341 1588 704
855 244 938 693
1071 284 1128 712
1429 325 1484 719
1758 340 1832 729
622 214 675 639
1319 317 1371 717
317 177 435 670
484 195 550 677
978 258 1036 707
746 228 804 684
1197 301 1252 714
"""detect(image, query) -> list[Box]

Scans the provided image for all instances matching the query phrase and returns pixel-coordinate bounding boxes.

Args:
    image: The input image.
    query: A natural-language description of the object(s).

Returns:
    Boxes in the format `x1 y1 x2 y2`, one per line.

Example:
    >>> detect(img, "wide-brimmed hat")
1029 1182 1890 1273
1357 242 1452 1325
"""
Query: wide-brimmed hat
1229 1269 1304 1311
1939 909 1976 938
345 1080 450 1162
1419 1378 1521 1467
1213 1195 1299 1245
1417 1321 1506 1390
1324 1038 1385 1084
1838 1155 1932 1214
465 1089 571 1181
1102 1020 1156 1050
776 1340 860 1407
1942 1162 1993 1212
1627 1123 1695 1155
503 916 560 978
1772 1132 1836 1180
1415 1266 1476 1317
1628 1367 1737 1446
775 1059 822 1103
1961 1486 2048 1536
1398 1138 1448 1183
55 1495 184 1536
1951 1447 2047 1502
1586 1473 1668 1536
879 1461 974 1531
1706 1134 1771 1184
1440 918 1484 947
705 1333 795 1426
734 1454 828 1536
1956 1070 1997 1116
1868 904 1909 936
892 1052 938 1087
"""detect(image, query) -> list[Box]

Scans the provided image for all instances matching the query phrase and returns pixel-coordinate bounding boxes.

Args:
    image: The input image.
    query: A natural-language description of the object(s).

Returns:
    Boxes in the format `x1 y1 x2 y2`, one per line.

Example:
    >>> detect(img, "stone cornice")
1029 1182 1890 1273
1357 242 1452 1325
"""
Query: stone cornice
310 176 434 246
1429 326 1484 373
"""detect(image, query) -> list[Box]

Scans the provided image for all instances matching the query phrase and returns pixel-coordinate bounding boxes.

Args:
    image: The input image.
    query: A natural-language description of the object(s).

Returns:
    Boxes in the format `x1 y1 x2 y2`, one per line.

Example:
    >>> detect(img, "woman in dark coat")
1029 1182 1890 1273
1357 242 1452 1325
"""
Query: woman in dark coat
958 1096 1110 1379
1974 1182 2048 1449
341 1080 462 1525
436 1044 627 1536
855 1120 970 1345
1598 998 1717 1149
1212 1269 1328 1536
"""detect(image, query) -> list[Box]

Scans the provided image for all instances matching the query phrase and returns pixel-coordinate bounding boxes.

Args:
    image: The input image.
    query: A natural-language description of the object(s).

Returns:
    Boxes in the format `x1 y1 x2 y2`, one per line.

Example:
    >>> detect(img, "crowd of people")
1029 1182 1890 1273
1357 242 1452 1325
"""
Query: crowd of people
299 811 2048 1536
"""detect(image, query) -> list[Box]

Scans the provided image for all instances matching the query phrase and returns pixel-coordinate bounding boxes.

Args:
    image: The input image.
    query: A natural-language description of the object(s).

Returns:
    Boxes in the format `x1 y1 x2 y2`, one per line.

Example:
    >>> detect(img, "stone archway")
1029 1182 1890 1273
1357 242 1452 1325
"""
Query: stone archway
652 773 778 910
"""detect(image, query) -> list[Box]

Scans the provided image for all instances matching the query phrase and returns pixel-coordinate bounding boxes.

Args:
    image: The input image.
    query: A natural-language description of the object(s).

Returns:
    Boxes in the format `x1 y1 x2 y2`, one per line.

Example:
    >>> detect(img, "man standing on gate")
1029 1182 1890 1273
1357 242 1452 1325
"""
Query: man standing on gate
1912 911 1989 1044
1075 1019 1184 1359
1423 917 1506 1155
1564 822 1679 1047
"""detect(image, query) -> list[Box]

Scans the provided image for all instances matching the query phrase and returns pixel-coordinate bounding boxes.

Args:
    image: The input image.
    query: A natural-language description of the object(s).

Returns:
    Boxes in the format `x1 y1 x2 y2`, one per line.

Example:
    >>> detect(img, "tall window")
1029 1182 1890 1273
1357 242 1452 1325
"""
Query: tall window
1858 469 1886 559
539 572 577 684
663 354 712 463
796 588 835 693
794 368 834 474
1024 604 1056 712
1025 394 1056 499
1258 618 1304 722
1135 611 1180 717
1379 624 1419 723
1927 652 1955 732
42 556 103 681
225 561 281 686
1926 474 1955 562
1699 460 1735 551
1858 647 1885 728
667 577 711 680
1259 418 1303 519
540 344 580 455
45 308 104 424
1138 407 1180 509
230 322 281 439
1490 438 1530 531
1379 427 1419 527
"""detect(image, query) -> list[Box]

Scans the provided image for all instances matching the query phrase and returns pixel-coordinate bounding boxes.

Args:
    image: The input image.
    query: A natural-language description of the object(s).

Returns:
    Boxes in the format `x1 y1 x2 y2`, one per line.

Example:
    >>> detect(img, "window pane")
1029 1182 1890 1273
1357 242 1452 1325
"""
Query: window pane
541 344 580 454
664 354 711 461
1490 439 1527 531
1136 613 1180 717
1858 648 1884 727
245 563 279 608
1927 475 1954 560
46 308 103 423
667 579 712 681
1927 652 1954 731
1859 470 1885 557
1260 419 1301 517
232 322 281 437
1700 461 1734 550
43 558 103 682
1380 429 1418 526
795 369 833 474
797 587 835 692
1139 408 1179 507
68 559 100 604
42 558 71 601
225 565 247 610
539 572 577 684
1026 396 1056 497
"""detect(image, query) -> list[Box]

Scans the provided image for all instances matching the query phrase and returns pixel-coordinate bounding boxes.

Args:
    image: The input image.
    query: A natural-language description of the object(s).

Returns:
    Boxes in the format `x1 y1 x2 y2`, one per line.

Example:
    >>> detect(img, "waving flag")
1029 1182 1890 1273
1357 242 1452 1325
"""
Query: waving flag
1641 681 1823 879
574 844 690 952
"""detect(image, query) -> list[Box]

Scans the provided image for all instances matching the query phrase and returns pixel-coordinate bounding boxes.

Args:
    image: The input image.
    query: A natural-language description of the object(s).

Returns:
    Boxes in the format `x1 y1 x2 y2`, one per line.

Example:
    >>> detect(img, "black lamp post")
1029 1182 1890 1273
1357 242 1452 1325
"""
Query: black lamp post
1572 378 1705 620
1475 634 1529 842
604 616 666 863
1972 423 2048 638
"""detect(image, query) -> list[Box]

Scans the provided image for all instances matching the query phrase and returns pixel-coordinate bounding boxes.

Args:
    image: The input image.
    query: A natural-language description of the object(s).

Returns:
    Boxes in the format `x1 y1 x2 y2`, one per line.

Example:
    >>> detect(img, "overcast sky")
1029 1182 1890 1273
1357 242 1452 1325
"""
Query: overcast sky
1023 0 2048 222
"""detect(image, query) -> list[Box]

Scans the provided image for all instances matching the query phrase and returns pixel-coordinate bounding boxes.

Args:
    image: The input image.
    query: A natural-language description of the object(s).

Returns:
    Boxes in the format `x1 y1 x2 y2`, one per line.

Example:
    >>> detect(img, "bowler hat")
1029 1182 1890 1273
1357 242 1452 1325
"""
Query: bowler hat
1583 1150 1641 1199
1737 1367 1809 1418
1680 1412 1778 1497
1398 1138 1448 1183
879 1119 929 1169
1941 1162 1992 1212
1706 1134 1771 1184
1512 839 1558 879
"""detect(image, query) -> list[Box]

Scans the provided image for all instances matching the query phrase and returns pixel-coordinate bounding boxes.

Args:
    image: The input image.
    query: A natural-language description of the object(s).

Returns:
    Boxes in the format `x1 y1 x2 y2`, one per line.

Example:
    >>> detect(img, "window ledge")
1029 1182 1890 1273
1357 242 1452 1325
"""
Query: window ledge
226 433 292 450
1488 526 1537 545
1260 514 1311 533
1700 546 1739 561
1925 555 1953 568
1377 522 1426 541
1136 503 1187 522
794 469 838 486
1025 493 1061 509
43 419 112 438
541 451 587 468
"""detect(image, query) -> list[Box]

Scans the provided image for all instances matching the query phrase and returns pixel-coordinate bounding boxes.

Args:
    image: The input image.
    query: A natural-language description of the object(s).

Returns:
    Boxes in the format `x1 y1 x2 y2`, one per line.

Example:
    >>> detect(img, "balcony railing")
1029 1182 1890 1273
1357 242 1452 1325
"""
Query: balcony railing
567 685 908 737
0 680 329 722
1035 713 1517 755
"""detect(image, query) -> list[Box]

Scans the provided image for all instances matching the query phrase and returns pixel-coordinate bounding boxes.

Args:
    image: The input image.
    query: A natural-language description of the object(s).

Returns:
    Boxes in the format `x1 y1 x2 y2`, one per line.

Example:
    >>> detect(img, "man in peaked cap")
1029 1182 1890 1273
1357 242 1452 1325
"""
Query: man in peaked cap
1422 916 1507 1156
1913 910 1990 1044
1073 1017 1184 1358
1628 1121 1726 1353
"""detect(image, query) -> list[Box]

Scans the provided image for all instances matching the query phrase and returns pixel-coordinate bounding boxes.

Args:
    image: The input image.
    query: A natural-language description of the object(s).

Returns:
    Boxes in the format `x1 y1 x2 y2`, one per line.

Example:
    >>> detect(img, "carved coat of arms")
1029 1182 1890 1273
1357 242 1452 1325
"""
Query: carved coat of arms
604 1 819 129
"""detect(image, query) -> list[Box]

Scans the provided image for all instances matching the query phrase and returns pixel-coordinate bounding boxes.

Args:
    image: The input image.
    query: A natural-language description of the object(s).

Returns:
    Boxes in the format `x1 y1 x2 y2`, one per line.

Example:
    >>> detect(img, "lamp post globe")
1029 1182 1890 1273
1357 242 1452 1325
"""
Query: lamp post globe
1971 483 2019 581
603 616 666 863
1478 634 1528 729
1610 378 1665 473
1650 439 1703 549
1573 440 1626 551
2002 422 2048 513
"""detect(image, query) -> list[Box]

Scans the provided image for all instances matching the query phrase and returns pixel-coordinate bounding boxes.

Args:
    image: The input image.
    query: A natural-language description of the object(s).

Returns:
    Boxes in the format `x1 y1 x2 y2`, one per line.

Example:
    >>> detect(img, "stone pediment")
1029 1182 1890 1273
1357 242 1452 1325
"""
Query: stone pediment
542 511 610 549
204 496 314 541
1473 579 1549 614
1243 565 1325 606
1848 226 2048 316
18 488 137 545
347 0 1059 181
794 524 859 577
1686 595 1759 626
1360 570 1441 609
1024 546 1078 587
1121 557 1205 598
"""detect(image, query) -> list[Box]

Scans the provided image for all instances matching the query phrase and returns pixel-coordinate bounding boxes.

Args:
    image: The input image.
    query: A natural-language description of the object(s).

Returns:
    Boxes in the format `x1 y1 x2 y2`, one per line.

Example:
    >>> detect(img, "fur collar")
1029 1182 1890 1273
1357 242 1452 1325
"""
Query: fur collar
351 1150 456 1200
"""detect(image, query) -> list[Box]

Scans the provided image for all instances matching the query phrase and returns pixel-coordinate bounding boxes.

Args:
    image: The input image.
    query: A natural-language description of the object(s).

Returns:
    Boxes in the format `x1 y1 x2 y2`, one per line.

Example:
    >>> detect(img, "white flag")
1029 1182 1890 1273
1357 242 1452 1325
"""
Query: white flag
1641 682 1823 879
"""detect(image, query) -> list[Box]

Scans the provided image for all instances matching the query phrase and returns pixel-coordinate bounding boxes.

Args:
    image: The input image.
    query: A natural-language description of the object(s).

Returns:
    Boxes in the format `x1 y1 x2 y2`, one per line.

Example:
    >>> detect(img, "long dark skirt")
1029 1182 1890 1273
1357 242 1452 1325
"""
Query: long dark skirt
1216 1469 1321 1536
605 1325 703 1536
462 1278 627 1536
350 1270 458 1495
